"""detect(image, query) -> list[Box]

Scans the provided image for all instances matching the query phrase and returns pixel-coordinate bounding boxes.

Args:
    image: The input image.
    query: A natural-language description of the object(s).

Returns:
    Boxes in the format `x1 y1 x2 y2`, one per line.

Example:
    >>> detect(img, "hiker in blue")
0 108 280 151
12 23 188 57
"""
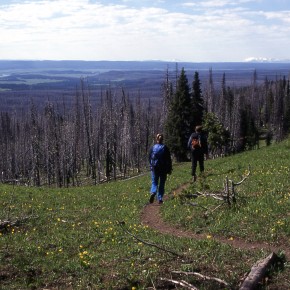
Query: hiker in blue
149 134 172 204
187 125 209 182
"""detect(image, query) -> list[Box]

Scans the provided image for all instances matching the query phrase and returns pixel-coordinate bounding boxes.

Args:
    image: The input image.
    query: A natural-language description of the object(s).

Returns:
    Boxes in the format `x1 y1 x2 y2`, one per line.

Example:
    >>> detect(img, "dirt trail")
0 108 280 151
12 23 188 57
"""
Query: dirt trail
140 184 290 259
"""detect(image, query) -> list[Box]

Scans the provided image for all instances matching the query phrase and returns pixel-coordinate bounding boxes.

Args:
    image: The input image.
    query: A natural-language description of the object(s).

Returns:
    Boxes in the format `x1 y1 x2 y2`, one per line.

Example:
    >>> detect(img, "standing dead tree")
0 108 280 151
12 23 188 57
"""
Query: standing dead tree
224 165 251 205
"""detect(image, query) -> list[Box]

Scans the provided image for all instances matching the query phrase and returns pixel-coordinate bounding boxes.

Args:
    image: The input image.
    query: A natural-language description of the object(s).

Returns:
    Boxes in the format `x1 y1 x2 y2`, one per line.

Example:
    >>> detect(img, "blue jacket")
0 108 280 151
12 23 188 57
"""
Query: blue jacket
149 143 172 174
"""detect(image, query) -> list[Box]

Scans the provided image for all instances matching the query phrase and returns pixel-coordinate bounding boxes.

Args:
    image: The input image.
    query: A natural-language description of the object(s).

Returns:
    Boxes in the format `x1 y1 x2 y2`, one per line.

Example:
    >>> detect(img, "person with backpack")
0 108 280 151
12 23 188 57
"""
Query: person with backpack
148 133 172 204
187 125 209 182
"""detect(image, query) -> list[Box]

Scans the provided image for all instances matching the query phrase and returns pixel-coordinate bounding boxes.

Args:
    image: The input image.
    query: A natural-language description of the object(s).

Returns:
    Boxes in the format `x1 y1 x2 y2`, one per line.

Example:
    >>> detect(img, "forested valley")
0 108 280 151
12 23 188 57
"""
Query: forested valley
1 67 289 187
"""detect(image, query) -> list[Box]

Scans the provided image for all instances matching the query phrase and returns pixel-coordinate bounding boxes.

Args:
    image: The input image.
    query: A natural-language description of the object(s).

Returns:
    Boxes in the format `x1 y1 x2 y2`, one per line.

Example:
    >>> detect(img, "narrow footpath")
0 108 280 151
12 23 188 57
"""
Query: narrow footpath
140 183 290 259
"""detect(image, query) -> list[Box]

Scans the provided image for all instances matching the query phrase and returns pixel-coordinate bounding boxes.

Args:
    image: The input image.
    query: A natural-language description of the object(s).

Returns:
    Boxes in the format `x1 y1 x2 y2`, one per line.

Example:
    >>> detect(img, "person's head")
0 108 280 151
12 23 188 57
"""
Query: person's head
195 125 202 133
156 133 164 144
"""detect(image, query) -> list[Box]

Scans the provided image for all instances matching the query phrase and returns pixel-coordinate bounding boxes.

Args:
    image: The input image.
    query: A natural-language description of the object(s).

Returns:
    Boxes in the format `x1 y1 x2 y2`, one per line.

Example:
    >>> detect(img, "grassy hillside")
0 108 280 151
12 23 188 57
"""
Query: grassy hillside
0 138 289 289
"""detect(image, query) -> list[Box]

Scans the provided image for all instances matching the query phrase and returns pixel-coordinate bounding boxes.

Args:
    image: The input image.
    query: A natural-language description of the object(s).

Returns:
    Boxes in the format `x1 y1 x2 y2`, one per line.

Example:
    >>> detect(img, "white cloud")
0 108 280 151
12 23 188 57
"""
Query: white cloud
0 0 289 61
199 0 236 7
183 0 258 8
263 10 290 24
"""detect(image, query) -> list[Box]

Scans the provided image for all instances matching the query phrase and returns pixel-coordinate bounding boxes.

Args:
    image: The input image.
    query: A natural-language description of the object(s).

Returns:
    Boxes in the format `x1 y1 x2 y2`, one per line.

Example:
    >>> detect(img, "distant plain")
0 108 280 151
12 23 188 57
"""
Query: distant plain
1 60 290 112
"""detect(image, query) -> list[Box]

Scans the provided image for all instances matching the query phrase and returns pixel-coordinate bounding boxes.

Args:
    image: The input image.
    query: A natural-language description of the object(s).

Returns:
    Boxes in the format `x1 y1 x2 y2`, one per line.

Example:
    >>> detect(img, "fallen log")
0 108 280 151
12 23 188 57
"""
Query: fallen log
239 252 280 290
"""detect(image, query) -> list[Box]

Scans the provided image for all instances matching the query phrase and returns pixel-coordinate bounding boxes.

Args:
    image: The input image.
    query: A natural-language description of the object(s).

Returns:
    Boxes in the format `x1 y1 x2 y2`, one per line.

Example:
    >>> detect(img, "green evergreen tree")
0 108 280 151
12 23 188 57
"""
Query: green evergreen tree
203 112 231 155
191 71 204 128
239 104 259 150
165 68 191 162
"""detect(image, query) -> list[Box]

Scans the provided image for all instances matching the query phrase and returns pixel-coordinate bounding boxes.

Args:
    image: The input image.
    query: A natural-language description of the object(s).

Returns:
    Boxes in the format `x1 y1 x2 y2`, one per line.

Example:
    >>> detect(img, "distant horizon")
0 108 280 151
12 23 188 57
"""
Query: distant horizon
1 59 290 64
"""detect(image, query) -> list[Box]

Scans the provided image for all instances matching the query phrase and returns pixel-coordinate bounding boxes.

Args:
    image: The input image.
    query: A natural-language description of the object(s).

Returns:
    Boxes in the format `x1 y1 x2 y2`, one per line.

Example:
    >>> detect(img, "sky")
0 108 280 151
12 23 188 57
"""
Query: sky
0 0 290 62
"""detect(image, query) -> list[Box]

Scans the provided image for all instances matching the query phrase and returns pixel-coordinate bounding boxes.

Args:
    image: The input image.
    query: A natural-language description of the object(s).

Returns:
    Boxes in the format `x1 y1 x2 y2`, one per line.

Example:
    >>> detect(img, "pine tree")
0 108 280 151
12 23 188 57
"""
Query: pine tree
203 112 231 156
191 71 204 128
165 68 191 162
239 104 259 150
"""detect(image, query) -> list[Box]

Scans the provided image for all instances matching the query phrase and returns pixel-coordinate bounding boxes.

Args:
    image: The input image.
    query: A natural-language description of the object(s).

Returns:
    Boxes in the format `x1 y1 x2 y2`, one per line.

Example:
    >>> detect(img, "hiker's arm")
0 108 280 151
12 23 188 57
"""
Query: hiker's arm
148 147 153 164
187 135 192 149
165 146 172 174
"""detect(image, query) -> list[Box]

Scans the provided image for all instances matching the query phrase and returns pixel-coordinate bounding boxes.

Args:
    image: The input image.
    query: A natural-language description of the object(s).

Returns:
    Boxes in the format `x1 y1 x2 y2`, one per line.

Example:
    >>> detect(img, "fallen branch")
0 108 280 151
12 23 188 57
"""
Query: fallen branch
209 194 226 201
160 277 199 290
239 252 280 290
181 193 200 199
188 202 208 210
117 221 184 258
0 215 37 231
172 270 229 287
205 202 226 216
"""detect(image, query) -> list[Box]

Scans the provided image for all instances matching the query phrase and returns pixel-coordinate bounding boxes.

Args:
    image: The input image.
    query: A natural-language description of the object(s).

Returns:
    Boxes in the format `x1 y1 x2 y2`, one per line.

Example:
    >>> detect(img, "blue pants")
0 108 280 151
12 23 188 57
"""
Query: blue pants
150 170 167 201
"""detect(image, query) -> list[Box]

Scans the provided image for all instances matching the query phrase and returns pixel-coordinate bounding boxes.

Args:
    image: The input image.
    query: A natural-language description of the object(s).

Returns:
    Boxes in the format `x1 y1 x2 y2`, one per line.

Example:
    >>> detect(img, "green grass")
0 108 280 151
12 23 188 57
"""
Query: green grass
0 139 289 289
164 140 290 244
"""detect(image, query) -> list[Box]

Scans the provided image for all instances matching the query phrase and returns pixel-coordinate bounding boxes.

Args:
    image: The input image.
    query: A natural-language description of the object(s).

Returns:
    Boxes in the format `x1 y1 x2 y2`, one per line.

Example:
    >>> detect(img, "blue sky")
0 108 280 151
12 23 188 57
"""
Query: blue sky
0 0 289 62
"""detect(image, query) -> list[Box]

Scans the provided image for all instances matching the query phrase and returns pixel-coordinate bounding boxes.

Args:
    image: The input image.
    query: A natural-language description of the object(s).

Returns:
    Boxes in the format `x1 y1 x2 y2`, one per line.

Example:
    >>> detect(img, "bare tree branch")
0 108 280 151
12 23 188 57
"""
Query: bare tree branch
172 270 229 287
117 221 184 258
160 277 199 290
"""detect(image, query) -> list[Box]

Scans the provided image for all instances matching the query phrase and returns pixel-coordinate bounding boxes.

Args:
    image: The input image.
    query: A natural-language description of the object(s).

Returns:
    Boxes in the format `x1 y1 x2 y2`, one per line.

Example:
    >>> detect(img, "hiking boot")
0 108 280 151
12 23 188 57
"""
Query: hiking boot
149 193 156 203
158 200 163 204
192 175 197 182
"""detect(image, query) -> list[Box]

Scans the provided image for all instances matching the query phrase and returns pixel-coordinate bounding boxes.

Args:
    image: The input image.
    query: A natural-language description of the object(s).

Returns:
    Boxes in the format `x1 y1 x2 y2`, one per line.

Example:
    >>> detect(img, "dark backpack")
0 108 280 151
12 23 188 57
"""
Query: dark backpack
150 144 165 170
